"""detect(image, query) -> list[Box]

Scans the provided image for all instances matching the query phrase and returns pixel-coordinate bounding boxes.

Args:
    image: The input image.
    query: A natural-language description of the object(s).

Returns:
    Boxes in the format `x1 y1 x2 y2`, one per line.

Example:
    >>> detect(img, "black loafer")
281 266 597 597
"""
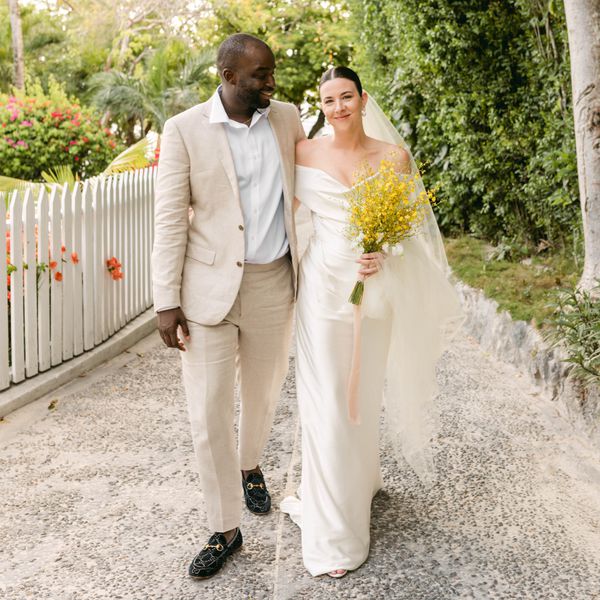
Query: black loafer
188 528 243 579
242 471 271 514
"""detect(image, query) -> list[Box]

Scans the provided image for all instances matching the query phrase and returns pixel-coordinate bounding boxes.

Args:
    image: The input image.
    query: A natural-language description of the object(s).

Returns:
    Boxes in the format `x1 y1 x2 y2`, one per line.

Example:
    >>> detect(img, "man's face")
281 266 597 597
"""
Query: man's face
229 44 276 110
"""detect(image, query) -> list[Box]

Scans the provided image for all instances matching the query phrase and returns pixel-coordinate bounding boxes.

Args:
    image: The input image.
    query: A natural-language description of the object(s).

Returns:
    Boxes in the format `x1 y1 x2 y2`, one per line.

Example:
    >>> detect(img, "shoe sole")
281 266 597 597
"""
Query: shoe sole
246 506 271 515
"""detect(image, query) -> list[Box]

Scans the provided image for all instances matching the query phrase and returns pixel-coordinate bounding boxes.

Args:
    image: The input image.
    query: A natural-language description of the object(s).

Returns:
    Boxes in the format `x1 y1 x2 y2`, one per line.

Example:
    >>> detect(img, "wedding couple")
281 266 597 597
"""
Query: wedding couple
152 33 461 580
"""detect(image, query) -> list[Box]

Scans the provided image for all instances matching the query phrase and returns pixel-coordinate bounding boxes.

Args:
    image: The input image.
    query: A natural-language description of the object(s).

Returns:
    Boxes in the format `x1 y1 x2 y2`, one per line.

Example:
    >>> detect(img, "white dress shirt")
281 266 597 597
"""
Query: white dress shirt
209 89 288 264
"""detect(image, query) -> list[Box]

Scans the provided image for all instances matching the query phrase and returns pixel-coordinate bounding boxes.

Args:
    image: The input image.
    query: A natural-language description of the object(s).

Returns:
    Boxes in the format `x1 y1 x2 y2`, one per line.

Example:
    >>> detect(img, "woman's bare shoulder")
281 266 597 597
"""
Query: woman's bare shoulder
296 137 328 166
369 139 410 172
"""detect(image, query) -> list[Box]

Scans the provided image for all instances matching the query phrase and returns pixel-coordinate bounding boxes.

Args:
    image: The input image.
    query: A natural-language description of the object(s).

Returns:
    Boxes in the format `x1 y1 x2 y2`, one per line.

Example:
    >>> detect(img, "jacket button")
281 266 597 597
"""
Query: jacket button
239 224 244 231
236 261 243 267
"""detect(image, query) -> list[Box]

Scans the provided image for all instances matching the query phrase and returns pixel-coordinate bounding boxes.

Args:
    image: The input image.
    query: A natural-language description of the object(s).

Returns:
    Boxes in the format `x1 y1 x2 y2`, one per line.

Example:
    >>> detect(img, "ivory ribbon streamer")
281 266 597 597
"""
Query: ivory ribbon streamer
347 301 363 425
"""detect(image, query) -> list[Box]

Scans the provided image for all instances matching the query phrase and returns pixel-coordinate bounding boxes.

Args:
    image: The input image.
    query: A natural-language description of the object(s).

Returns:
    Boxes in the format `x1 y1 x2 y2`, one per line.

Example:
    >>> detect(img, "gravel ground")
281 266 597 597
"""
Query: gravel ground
1 329 600 600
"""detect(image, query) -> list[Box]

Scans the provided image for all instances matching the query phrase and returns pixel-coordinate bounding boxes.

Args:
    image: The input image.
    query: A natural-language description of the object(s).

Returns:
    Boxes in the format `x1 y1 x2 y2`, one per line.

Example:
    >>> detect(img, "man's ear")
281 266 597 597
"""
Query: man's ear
222 68 236 85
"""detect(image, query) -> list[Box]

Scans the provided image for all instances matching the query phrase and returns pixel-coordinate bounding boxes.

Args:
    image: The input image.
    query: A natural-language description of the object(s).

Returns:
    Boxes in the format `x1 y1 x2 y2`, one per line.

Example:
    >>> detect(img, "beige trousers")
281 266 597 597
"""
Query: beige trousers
181 255 294 532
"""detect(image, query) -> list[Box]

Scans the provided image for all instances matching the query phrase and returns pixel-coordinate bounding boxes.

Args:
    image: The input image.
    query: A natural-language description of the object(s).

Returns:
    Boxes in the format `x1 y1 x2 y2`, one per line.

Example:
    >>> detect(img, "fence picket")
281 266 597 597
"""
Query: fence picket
129 171 137 318
141 169 148 309
147 168 155 308
117 173 126 328
37 188 50 372
71 186 84 356
81 182 95 351
49 187 62 367
0 195 9 389
92 180 105 344
9 191 25 383
61 187 74 360
106 178 116 336
23 190 38 378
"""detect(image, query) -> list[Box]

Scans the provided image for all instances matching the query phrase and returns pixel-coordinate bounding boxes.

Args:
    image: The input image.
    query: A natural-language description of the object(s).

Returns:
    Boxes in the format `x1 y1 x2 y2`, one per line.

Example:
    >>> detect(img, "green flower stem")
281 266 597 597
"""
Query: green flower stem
349 280 365 305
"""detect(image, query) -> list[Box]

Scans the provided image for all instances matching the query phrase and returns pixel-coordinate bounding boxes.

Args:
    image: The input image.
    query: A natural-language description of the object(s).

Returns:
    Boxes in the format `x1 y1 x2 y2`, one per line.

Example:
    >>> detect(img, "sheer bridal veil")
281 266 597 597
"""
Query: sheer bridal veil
361 93 464 486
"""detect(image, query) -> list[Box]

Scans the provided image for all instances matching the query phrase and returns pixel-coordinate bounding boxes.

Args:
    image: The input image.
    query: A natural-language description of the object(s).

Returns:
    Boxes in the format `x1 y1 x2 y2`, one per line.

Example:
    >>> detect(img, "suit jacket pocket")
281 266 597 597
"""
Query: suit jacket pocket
185 245 216 265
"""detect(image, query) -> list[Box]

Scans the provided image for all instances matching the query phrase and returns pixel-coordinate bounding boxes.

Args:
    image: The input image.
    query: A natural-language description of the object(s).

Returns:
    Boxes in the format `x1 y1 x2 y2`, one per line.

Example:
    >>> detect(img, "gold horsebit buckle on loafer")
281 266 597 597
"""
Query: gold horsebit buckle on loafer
203 543 224 551
246 482 265 490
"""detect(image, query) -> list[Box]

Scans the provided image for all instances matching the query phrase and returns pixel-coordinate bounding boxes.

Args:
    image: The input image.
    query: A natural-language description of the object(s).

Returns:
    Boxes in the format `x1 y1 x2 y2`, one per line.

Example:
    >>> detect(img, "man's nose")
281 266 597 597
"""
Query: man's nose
266 73 275 90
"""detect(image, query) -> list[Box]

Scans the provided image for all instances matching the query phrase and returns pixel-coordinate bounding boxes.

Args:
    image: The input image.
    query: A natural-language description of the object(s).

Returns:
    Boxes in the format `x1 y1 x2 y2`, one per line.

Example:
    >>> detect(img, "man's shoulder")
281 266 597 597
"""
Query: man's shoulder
270 98 299 118
164 99 212 130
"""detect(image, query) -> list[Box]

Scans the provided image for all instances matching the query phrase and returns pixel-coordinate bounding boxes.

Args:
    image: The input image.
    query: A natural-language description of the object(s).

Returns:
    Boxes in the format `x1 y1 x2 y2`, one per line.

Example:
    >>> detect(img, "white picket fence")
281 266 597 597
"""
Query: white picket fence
0 168 155 391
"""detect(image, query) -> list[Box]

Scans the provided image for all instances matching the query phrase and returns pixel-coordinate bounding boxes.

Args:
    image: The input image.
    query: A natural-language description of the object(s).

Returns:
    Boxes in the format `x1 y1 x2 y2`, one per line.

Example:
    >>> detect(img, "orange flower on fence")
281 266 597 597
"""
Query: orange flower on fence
106 256 124 281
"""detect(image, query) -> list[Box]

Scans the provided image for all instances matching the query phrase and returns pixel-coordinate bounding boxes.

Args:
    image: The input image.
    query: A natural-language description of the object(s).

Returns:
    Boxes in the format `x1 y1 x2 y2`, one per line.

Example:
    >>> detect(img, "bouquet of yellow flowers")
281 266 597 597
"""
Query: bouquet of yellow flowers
345 157 435 304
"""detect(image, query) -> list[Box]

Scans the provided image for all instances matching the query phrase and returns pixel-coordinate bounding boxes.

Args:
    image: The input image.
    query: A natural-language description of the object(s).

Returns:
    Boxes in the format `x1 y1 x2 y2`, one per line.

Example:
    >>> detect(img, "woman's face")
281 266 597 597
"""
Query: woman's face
320 77 367 129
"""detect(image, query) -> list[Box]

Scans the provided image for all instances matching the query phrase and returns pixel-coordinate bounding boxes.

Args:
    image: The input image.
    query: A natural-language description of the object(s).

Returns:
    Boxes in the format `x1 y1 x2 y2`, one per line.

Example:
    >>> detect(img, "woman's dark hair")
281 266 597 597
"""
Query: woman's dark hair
319 67 363 95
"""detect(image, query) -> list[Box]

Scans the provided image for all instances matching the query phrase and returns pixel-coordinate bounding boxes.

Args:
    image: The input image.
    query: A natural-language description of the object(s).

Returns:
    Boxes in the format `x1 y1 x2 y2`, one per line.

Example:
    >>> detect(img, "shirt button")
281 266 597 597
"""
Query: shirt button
236 261 243 267
239 225 244 231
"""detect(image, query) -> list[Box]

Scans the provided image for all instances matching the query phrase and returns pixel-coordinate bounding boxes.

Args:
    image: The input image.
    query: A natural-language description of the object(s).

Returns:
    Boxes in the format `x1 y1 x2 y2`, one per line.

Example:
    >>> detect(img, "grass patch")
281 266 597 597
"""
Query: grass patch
445 236 582 327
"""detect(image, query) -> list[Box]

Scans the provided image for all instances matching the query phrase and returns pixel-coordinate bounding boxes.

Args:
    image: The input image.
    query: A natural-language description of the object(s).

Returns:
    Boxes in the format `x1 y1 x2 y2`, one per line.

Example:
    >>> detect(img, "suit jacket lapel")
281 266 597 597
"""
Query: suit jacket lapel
199 99 241 208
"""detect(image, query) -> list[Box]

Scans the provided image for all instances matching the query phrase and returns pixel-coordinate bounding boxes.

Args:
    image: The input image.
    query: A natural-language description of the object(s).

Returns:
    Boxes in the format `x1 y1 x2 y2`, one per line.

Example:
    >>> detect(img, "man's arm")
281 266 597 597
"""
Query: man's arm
293 105 306 144
152 117 192 350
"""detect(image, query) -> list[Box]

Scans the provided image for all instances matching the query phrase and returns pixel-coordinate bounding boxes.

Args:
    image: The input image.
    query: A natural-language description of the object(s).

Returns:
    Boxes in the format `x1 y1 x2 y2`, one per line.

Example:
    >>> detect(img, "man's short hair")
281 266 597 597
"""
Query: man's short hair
216 33 271 72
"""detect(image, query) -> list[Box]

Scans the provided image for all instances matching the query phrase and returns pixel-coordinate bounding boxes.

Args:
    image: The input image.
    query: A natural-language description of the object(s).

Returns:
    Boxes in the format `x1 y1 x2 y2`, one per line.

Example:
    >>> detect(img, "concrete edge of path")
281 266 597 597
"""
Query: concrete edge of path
0 309 157 419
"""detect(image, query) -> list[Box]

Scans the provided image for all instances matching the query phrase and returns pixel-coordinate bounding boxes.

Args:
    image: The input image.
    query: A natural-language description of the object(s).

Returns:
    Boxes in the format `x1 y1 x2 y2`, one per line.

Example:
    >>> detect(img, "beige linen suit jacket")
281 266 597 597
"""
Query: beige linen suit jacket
152 97 305 326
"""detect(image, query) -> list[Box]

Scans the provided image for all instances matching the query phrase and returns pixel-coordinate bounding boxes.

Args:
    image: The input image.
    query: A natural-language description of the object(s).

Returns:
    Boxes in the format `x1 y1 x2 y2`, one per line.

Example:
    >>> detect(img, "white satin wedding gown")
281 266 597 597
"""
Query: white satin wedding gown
281 164 394 576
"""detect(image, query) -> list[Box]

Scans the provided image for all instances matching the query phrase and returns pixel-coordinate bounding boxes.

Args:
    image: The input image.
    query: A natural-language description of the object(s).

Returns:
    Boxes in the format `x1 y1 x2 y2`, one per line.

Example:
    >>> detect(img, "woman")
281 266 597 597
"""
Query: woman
280 67 463 578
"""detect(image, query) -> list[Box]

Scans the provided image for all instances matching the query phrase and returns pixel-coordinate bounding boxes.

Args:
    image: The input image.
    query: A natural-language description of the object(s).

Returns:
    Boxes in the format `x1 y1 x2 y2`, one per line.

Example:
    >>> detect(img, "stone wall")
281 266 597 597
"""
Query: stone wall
455 281 600 448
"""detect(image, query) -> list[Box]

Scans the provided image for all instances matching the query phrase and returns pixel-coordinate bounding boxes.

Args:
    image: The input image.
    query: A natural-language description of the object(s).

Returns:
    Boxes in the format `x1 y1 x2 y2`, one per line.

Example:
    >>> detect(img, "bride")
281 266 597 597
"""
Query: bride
281 67 463 578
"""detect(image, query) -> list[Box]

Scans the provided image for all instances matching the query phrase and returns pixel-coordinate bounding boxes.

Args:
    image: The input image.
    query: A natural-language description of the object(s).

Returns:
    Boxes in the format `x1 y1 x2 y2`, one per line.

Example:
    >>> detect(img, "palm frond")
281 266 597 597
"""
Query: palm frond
88 71 149 122
0 176 39 194
102 137 152 175
180 49 216 86
41 166 78 188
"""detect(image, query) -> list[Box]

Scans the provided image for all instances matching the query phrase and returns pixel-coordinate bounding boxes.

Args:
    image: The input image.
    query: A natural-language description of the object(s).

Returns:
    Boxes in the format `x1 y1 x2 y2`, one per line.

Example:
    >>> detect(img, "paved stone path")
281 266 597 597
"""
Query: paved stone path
1 328 600 600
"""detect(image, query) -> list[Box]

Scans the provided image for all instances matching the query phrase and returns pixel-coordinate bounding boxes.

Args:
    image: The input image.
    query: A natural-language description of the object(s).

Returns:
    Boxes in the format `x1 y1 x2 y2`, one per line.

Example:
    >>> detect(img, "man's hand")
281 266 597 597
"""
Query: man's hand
157 307 190 351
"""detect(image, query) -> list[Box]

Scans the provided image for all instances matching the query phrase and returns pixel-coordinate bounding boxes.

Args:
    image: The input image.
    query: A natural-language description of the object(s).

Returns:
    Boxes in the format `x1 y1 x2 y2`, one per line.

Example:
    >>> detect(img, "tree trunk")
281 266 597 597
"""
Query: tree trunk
564 0 600 292
7 0 25 90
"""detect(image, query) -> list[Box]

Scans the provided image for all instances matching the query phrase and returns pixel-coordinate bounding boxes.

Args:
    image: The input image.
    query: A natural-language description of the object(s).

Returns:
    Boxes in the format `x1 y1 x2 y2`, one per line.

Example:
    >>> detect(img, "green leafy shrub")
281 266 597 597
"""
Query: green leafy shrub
350 0 579 246
0 80 123 181
548 283 600 386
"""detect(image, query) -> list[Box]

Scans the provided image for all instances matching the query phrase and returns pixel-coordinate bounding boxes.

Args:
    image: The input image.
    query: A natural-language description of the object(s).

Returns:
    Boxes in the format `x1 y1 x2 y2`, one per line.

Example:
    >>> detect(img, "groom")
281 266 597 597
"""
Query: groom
152 33 305 578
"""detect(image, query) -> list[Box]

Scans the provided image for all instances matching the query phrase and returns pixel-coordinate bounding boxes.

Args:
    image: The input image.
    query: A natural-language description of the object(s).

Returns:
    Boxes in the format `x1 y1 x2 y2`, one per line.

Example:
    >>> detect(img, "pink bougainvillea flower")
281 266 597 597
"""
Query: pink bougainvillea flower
20 120 33 127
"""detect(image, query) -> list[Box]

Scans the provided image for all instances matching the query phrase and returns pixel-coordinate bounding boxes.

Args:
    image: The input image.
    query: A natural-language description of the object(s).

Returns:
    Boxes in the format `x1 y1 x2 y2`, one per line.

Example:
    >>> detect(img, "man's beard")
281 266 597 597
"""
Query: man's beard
237 86 270 110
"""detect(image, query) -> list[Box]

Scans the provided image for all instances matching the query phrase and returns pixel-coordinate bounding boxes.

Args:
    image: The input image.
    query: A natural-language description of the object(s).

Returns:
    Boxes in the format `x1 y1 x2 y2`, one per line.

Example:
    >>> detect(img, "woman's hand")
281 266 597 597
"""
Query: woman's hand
356 251 386 279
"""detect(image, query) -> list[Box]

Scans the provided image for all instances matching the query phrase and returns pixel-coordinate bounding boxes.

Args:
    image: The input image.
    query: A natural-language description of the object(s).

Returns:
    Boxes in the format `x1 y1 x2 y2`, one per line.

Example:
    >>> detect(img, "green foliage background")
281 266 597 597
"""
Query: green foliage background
0 81 123 181
350 0 579 246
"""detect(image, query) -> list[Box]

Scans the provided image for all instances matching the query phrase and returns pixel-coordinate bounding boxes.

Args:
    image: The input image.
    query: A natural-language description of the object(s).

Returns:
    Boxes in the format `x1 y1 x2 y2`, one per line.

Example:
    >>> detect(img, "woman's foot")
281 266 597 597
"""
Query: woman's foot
327 569 348 578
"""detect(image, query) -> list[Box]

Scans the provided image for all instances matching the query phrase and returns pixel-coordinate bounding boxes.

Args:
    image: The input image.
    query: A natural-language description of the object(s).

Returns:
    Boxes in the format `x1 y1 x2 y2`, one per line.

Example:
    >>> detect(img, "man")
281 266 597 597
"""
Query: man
152 33 305 579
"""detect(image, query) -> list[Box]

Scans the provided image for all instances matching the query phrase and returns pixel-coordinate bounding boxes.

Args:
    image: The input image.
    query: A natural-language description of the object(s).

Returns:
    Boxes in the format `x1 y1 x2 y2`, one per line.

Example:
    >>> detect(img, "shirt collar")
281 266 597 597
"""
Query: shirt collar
209 86 271 126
